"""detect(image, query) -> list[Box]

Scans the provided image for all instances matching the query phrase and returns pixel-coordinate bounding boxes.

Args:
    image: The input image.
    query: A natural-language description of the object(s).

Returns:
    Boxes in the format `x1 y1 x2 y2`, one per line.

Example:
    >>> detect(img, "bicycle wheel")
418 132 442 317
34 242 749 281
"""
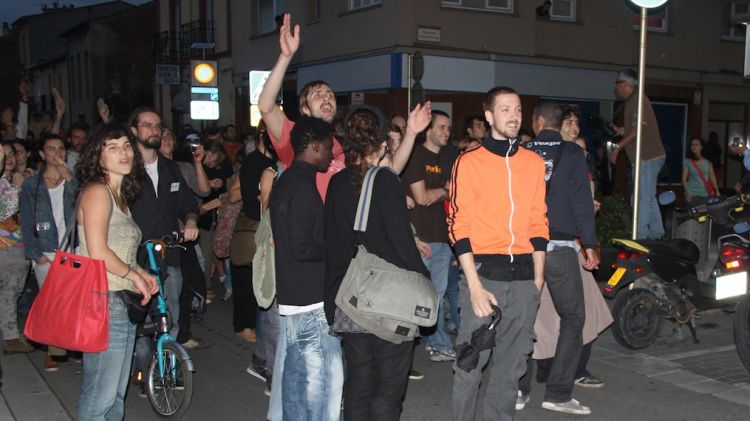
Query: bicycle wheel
145 341 194 417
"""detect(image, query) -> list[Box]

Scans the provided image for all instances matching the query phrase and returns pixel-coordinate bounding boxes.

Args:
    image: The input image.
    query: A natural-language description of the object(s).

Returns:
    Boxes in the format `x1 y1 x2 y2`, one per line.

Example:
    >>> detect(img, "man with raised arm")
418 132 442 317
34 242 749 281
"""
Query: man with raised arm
258 13 420 200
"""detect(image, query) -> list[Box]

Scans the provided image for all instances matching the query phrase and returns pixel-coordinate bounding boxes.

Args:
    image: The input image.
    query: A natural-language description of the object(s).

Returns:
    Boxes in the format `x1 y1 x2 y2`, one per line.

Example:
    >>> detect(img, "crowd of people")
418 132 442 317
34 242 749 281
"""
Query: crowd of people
0 10 734 421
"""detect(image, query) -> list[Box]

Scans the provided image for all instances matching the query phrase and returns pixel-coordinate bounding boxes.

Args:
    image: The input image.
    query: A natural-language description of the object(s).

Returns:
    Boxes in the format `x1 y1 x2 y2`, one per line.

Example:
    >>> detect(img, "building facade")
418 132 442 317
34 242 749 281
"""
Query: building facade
13 1 135 130
155 0 750 187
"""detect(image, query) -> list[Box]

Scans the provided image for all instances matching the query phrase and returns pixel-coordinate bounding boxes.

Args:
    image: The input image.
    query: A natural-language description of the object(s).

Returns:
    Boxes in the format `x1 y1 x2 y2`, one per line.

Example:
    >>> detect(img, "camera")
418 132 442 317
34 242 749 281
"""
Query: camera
184 133 201 154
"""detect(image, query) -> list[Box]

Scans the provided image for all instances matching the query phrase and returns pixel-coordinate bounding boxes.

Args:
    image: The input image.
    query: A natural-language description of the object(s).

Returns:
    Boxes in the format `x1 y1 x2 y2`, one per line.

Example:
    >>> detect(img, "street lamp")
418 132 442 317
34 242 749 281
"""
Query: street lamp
629 0 668 240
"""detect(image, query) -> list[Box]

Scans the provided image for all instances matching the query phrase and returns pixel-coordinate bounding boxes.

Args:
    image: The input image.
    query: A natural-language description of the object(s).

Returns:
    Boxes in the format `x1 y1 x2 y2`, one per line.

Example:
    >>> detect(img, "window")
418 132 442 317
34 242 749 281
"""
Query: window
348 0 381 11
308 0 321 20
258 0 284 35
441 0 513 14
632 6 668 33
724 1 749 41
550 0 576 22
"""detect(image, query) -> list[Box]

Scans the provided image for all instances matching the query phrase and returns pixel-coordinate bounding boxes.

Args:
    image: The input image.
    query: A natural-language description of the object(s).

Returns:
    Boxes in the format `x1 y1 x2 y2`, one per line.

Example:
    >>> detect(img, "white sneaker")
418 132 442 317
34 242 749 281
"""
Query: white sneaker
542 399 591 415
516 390 530 410
222 288 233 301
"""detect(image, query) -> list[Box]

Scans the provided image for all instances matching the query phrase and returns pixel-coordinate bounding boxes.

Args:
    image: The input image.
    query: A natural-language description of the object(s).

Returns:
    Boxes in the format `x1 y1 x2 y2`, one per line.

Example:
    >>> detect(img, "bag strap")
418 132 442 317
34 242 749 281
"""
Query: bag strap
58 195 81 252
353 167 384 233
689 159 710 187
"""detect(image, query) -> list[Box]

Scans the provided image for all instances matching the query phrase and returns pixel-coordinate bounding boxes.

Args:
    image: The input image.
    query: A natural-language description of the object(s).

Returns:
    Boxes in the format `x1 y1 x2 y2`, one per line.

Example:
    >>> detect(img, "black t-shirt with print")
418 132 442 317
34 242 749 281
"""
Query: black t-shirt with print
401 144 450 243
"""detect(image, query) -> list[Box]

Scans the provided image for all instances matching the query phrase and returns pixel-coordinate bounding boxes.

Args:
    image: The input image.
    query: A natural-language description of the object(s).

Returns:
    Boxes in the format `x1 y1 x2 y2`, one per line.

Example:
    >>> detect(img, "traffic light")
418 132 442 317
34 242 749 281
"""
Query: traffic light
190 60 219 120
191 60 217 87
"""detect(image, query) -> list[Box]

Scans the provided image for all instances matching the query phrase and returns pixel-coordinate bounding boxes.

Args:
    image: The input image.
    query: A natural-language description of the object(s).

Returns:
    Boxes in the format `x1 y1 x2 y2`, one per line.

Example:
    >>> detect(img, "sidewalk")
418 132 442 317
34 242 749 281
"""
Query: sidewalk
0 353 70 421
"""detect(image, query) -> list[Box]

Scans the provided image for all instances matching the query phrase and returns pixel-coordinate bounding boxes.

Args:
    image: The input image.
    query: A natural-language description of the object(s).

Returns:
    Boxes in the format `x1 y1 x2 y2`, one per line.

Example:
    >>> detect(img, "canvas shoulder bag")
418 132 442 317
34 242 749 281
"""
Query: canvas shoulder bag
335 166 439 344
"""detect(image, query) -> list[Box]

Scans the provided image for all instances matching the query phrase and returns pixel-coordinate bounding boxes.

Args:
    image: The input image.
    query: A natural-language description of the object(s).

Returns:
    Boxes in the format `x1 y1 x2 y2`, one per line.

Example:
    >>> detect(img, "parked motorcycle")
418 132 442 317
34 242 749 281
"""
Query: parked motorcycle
603 193 750 371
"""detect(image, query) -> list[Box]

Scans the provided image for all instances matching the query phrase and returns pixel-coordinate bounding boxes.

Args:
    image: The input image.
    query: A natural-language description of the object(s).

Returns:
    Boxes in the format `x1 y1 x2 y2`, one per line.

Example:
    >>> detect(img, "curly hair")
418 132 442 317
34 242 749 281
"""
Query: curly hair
76 122 145 205
345 109 383 192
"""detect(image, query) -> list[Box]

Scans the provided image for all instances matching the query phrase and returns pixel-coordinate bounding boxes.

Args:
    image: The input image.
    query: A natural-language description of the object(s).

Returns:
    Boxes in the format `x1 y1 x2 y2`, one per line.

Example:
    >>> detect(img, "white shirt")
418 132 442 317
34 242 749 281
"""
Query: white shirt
48 181 66 243
145 160 159 197
278 302 324 316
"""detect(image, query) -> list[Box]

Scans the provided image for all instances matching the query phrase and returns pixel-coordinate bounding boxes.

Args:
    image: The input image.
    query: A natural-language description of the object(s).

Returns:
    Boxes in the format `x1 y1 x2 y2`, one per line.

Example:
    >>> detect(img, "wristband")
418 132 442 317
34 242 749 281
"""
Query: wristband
122 265 131 279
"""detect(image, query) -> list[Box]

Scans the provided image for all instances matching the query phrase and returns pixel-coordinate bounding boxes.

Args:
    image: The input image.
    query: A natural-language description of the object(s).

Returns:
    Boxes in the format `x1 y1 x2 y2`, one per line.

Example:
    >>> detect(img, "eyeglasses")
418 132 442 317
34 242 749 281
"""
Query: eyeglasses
138 123 164 132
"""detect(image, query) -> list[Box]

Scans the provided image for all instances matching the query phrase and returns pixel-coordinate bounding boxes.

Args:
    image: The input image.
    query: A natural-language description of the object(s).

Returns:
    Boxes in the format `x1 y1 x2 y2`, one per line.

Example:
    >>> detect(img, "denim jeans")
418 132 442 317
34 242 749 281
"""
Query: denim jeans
76 292 136 421
267 314 286 421
164 265 182 339
452 277 539 421
421 242 453 352
633 156 666 239
269 307 343 421
256 298 279 375
447 257 461 331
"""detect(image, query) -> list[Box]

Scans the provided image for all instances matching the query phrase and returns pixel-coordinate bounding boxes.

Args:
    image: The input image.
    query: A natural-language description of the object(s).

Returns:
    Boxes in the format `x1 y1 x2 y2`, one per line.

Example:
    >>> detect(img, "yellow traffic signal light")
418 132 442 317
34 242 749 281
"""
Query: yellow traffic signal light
191 60 217 87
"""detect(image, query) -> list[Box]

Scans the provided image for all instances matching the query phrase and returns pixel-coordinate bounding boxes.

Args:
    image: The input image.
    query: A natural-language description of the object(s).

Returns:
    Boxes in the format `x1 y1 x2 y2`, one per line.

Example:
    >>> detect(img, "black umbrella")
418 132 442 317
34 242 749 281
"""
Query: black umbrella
456 305 503 372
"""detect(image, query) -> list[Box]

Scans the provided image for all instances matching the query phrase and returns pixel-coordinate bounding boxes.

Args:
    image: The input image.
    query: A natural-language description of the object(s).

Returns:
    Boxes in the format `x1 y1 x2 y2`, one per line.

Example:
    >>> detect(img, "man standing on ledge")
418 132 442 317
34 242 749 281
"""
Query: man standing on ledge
610 68 666 239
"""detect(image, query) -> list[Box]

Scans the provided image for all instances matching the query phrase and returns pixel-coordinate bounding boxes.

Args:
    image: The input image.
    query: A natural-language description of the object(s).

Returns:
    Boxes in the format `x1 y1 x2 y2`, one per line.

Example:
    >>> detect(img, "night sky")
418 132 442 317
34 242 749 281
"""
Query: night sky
1 0 152 27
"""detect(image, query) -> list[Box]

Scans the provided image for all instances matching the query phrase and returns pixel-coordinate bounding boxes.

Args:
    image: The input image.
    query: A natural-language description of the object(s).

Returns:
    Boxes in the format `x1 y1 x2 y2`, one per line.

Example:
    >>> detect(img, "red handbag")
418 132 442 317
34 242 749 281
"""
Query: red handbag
24 216 109 352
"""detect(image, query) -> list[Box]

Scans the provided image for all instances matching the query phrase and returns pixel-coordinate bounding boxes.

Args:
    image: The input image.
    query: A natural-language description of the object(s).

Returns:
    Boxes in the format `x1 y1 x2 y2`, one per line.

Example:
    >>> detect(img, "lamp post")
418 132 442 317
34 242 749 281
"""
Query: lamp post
629 0 668 240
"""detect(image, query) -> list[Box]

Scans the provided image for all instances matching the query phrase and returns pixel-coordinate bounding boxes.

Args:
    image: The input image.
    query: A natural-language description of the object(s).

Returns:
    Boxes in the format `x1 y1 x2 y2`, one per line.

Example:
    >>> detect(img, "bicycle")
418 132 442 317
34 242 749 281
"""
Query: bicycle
137 232 195 417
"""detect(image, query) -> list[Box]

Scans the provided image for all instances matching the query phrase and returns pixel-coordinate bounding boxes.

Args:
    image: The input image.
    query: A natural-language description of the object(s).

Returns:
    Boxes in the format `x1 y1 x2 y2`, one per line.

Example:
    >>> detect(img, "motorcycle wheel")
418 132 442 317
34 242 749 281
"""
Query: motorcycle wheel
733 295 750 372
612 288 663 350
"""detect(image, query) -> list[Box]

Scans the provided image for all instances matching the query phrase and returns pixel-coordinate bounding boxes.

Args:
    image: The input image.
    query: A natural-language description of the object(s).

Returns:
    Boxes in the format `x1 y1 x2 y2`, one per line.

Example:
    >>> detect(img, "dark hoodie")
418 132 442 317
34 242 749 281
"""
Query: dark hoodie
523 130 597 249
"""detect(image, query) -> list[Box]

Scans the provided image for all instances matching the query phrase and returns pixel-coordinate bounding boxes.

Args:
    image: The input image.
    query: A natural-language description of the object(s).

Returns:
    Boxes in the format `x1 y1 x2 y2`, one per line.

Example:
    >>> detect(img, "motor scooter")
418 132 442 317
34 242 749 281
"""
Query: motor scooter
603 193 750 371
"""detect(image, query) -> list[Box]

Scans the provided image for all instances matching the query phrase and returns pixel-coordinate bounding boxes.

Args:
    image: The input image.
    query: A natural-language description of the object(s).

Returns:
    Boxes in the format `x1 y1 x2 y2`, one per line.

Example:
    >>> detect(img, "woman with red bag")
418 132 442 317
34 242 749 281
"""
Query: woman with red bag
75 123 158 420
682 137 720 206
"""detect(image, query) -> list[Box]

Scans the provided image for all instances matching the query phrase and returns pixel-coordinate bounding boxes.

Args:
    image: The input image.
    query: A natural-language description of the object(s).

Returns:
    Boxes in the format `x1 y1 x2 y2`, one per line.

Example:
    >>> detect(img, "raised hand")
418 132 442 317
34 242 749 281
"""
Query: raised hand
406 101 432 137
279 13 300 59
192 144 206 164
52 87 66 117
97 98 110 123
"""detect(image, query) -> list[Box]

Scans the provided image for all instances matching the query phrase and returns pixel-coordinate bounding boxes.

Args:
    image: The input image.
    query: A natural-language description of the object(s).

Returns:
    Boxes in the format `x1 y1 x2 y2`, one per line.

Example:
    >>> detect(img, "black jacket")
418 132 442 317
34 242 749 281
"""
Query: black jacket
131 155 199 266
269 160 326 307
324 166 429 325
524 130 597 248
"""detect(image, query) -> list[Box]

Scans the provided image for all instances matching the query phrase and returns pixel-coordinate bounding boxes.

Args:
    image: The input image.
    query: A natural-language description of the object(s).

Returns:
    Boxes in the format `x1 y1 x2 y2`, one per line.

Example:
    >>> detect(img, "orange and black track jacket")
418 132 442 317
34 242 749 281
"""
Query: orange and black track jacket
448 137 549 261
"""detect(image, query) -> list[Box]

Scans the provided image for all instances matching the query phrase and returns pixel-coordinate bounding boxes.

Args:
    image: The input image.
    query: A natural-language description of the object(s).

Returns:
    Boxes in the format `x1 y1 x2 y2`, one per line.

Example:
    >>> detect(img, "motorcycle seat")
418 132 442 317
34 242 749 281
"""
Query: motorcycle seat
640 239 700 264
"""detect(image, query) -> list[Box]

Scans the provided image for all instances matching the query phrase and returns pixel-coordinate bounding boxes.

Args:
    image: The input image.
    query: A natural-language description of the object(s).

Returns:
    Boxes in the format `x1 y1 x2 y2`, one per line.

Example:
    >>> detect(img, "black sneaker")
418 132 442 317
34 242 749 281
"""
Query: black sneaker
246 364 267 382
138 382 147 398
574 375 604 388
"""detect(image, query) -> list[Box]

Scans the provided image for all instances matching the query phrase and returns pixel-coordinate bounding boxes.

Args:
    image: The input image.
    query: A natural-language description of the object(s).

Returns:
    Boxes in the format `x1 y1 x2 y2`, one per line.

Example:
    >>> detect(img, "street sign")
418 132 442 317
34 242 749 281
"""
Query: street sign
249 70 271 105
190 87 219 120
191 101 219 120
155 64 180 85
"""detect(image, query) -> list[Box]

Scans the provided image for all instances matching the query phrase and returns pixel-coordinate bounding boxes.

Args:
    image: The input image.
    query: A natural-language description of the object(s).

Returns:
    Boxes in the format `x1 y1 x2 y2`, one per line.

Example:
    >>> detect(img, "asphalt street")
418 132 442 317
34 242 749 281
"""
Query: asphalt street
2 286 750 421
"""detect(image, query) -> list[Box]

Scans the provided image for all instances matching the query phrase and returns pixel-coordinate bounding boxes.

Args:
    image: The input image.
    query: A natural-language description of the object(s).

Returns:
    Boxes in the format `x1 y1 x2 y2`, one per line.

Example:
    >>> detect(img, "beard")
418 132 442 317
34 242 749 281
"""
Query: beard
138 135 161 150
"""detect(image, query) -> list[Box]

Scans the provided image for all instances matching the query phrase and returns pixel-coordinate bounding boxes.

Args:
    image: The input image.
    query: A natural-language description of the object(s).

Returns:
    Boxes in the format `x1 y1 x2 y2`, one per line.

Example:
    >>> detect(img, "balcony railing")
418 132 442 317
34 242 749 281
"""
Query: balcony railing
152 20 214 64
179 20 215 59
152 30 178 64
